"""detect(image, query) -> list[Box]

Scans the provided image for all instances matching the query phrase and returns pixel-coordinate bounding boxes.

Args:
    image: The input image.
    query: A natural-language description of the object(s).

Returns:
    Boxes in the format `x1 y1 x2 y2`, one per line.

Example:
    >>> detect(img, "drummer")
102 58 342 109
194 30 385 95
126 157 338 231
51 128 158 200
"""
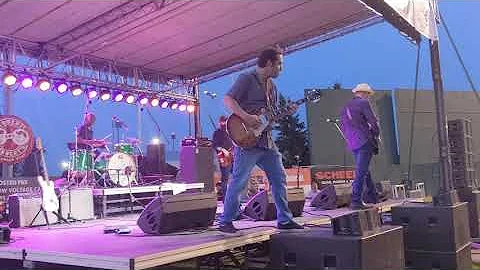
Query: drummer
77 112 96 148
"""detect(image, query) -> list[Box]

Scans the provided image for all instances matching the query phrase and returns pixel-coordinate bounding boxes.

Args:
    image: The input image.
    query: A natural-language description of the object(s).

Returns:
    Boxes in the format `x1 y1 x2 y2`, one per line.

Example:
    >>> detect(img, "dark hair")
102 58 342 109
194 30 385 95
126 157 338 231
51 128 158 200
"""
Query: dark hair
219 115 227 122
257 47 283 68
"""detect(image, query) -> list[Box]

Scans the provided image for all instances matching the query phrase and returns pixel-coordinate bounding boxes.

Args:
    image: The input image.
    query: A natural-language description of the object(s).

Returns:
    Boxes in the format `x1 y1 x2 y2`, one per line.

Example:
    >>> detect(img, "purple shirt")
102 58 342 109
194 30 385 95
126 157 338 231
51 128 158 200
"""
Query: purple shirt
340 97 379 151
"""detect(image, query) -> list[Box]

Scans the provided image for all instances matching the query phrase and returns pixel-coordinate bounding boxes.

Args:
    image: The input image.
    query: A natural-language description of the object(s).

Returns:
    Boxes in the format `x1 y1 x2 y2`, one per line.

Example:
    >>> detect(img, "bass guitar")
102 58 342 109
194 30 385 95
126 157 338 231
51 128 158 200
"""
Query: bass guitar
227 89 322 148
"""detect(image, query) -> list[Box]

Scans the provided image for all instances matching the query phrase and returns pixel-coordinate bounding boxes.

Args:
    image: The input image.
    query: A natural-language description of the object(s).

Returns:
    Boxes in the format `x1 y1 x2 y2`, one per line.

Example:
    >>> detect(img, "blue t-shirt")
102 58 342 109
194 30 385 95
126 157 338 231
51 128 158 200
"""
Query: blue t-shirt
226 70 279 149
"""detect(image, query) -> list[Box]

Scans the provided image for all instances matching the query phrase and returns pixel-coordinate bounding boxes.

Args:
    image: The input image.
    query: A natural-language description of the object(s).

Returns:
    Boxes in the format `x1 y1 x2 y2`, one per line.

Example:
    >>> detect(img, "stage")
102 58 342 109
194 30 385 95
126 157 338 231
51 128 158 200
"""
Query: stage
0 199 407 270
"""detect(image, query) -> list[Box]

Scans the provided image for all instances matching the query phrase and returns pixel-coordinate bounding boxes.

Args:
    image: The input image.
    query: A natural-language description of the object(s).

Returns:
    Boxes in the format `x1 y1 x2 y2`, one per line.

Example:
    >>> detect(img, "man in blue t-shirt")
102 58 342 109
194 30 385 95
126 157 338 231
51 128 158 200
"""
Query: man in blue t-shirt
218 47 303 234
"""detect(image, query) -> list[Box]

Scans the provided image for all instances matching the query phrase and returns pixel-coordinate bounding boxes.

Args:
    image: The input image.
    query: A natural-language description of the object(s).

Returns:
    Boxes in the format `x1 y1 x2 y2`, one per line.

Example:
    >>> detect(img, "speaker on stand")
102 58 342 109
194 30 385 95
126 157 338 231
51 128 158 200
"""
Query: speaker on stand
178 145 215 192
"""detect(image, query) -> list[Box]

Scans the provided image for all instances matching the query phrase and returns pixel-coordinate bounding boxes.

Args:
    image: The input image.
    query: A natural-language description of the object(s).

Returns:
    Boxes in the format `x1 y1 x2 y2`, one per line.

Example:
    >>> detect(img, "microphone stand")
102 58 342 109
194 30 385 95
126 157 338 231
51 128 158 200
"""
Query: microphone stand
328 119 348 170
295 155 301 189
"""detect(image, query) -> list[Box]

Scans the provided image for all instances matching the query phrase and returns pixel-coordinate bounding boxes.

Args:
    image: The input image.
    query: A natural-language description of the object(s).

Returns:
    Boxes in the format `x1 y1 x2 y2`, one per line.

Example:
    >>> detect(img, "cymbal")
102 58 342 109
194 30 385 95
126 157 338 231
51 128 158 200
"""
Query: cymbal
126 137 141 145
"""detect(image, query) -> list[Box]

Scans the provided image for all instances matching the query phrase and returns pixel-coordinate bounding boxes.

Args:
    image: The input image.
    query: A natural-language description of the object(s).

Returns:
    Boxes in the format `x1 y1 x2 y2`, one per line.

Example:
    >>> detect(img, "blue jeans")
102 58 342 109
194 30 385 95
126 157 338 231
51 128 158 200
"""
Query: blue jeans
351 142 377 204
220 147 293 224
220 165 231 202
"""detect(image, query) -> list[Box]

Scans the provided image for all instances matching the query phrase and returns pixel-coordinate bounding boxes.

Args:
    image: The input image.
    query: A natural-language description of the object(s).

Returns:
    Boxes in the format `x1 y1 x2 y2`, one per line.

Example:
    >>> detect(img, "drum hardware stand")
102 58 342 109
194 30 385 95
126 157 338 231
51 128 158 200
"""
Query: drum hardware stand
125 167 145 213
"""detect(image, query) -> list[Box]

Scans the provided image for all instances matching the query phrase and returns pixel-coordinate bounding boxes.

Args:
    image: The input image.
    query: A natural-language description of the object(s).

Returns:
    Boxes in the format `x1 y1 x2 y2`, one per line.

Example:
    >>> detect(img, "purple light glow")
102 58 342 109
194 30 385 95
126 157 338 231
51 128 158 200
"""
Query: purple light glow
125 94 136 104
100 89 111 101
21 77 33 88
139 96 149 105
2 71 17 86
187 104 195 113
56 82 68 93
37 79 51 91
160 100 169 108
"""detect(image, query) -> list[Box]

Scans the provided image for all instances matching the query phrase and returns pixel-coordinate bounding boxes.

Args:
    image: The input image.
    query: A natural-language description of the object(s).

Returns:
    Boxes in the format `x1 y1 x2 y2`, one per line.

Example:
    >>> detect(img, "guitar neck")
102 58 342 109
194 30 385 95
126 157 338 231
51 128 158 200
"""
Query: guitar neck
269 98 307 123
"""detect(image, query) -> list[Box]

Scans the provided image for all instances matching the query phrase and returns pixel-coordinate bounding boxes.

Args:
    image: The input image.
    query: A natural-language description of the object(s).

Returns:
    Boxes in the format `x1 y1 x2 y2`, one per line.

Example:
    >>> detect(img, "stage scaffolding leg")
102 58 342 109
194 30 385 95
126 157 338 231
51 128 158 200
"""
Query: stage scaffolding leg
429 39 458 206
2 84 13 179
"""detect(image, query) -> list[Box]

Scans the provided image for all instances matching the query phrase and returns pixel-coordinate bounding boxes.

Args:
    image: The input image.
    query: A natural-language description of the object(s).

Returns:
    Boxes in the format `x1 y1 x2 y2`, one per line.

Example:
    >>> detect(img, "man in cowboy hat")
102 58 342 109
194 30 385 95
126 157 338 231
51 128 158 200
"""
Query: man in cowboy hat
340 83 379 209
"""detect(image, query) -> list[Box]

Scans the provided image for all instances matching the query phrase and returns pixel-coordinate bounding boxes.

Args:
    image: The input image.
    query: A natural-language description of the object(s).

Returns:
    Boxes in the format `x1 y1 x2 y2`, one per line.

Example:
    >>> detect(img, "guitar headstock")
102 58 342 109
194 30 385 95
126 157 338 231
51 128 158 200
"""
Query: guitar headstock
305 89 322 103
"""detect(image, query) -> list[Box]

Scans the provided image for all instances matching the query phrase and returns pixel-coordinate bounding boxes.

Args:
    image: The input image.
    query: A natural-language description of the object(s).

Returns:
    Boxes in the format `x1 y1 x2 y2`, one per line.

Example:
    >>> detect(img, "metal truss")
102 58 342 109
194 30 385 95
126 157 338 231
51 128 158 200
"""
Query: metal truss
0 34 197 102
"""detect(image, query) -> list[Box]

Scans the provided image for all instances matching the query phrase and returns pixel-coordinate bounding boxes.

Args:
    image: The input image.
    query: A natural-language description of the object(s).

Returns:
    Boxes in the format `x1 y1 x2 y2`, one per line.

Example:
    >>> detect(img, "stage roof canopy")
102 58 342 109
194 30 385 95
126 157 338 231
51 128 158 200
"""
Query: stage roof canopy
0 0 428 83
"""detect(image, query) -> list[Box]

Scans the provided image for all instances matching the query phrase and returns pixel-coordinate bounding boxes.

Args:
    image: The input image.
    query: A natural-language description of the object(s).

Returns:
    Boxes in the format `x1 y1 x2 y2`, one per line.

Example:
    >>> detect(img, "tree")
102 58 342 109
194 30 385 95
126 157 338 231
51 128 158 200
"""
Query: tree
274 95 310 168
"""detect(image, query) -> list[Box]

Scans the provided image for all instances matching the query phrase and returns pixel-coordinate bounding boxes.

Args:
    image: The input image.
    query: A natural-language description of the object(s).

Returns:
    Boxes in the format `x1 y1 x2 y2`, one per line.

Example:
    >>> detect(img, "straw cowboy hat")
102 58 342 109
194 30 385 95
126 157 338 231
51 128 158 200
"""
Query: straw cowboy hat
352 83 374 94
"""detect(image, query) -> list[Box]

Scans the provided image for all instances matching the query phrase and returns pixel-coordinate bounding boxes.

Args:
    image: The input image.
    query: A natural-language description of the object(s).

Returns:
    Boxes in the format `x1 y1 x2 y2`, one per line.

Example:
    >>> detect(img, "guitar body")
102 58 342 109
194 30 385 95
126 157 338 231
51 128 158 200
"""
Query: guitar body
37 176 59 212
227 113 266 148
217 147 233 167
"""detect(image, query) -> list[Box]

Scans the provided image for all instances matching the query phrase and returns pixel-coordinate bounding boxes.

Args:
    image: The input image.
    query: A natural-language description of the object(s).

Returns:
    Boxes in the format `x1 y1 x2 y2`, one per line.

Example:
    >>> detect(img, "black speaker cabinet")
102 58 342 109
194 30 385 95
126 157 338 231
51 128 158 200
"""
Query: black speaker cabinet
144 143 167 175
243 188 305 221
405 243 471 270
391 202 470 253
310 184 351 209
332 208 381 236
269 226 404 270
137 192 217 234
456 187 480 238
178 145 215 192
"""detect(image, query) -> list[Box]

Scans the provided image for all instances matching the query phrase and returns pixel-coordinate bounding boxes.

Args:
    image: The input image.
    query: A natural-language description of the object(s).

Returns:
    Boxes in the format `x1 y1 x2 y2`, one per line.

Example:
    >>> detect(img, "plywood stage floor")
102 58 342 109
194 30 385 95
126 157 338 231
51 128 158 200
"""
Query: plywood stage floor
0 199 407 270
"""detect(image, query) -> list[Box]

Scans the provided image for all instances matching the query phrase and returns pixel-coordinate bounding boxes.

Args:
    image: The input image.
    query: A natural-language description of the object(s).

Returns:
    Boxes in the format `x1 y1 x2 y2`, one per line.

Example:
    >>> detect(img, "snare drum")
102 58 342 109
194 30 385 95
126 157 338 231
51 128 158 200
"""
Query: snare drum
114 143 134 155
107 153 136 187
70 150 93 171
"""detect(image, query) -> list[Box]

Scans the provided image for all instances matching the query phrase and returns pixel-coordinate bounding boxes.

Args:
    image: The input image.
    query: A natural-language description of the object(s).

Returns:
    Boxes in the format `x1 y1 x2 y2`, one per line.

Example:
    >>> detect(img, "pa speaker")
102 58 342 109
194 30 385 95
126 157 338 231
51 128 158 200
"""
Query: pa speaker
144 143 167 175
310 184 351 209
137 192 217 234
178 146 215 192
243 188 305 221
332 208 381 236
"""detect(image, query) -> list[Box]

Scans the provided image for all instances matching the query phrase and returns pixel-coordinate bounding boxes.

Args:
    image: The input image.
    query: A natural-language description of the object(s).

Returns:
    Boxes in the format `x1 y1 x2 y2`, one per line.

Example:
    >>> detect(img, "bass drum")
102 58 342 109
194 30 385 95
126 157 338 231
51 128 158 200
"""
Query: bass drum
107 153 137 187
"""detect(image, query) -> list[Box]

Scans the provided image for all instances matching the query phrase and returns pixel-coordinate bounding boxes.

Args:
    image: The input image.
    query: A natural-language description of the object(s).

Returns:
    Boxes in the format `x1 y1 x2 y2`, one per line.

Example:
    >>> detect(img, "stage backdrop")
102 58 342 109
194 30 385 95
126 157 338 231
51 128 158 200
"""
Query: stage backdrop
306 88 480 196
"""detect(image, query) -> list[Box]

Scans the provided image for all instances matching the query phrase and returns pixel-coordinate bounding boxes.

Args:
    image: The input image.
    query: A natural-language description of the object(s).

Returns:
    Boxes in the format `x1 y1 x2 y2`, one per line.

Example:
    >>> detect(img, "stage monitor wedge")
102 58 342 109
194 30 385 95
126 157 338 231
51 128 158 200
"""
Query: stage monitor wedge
243 188 305 221
137 192 217 234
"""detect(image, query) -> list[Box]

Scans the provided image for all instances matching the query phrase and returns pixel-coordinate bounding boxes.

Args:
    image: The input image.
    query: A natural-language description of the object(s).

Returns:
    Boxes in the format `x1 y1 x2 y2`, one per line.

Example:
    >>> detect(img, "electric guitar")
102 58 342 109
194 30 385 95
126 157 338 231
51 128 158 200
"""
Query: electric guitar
36 138 59 212
216 147 233 167
227 89 322 148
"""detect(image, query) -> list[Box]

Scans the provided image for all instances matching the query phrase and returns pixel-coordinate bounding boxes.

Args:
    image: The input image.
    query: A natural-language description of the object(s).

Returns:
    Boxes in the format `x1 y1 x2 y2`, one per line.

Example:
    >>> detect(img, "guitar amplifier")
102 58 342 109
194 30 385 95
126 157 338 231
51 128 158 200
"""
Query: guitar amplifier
60 188 94 220
178 145 215 192
8 193 58 228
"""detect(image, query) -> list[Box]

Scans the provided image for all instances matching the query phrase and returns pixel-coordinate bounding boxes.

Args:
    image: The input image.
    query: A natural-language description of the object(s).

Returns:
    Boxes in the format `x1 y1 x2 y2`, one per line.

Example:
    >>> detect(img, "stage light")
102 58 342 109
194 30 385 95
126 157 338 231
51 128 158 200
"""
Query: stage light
37 78 51 91
178 103 187 112
160 99 169 108
100 89 111 101
151 137 161 145
2 71 17 86
187 104 195 113
125 93 136 104
113 91 124 102
21 75 34 89
150 97 159 107
139 95 149 105
55 81 68 93
60 161 70 169
71 84 83 96
86 87 98 99
170 101 178 110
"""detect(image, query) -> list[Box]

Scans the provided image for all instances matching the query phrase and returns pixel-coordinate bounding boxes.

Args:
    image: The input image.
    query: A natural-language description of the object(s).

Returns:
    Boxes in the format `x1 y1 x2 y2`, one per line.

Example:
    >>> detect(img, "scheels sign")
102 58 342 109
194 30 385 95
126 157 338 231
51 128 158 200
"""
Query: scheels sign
311 166 355 187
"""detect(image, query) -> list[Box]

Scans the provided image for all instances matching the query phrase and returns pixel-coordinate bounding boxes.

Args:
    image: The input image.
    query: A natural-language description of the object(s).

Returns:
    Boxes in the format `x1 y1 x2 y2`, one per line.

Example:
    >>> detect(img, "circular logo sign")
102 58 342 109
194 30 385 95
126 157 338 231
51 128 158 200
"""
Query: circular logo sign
0 115 34 164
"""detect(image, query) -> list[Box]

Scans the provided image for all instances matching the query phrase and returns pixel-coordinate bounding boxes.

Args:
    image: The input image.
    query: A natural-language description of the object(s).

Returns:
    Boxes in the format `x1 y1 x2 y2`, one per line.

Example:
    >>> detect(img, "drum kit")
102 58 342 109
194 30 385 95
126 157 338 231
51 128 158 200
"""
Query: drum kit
67 138 141 188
